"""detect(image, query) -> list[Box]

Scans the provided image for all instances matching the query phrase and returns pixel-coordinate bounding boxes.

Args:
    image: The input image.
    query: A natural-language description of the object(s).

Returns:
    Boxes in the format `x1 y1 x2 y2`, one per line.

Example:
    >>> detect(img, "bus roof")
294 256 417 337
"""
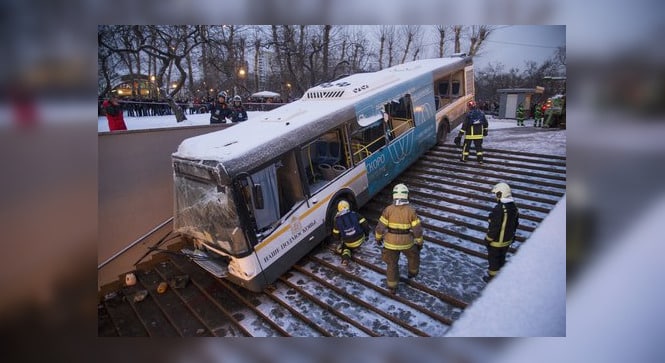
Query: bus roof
173 56 471 177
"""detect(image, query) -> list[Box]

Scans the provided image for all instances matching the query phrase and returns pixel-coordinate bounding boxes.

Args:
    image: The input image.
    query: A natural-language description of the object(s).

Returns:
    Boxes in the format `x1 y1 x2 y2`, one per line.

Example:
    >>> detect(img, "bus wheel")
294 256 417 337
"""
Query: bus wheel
323 200 340 247
437 123 449 145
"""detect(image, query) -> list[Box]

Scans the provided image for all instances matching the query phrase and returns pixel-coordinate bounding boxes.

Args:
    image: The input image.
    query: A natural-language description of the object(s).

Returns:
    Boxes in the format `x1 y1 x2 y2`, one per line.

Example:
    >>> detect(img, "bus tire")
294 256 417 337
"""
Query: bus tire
323 200 340 246
436 122 449 146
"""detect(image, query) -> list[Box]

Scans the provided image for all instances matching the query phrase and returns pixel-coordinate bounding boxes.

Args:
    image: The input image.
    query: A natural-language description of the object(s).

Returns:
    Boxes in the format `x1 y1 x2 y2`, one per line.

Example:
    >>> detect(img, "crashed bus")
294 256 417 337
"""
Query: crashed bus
171 55 475 291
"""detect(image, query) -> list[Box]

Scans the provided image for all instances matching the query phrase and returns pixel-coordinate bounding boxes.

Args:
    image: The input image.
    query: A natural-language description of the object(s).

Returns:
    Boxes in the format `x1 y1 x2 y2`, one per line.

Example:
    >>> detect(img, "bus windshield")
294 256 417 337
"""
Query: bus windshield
173 173 251 256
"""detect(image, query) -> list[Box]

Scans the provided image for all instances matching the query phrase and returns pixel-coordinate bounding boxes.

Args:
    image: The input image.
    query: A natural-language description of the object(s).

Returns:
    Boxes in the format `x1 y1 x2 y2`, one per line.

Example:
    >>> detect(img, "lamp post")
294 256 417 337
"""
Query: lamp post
286 83 292 102
237 68 246 96
150 75 158 99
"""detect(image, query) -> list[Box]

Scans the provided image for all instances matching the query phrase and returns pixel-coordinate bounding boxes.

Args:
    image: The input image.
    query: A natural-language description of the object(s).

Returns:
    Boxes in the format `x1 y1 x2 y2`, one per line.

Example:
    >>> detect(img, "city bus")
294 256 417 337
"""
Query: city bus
171 55 475 291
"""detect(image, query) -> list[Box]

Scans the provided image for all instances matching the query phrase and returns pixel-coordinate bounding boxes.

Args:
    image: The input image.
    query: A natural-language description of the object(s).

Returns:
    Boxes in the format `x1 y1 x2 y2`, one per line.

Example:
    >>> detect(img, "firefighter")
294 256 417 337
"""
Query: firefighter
483 182 520 282
454 100 489 164
331 200 370 266
231 95 248 122
534 102 544 127
516 103 525 126
210 91 233 124
375 184 424 294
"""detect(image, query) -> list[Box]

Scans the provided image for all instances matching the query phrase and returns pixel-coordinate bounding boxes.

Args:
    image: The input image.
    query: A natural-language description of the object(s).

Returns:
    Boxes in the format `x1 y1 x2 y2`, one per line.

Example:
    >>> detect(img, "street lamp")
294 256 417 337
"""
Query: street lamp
236 68 246 96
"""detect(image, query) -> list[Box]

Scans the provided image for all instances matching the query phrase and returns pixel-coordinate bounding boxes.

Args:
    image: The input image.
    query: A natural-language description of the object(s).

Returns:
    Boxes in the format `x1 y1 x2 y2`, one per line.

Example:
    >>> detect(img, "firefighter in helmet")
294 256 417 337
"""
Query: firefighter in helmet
516 103 525 126
375 184 424 294
484 182 520 282
454 100 489 164
331 200 370 266
231 95 248 122
210 91 233 124
534 102 545 127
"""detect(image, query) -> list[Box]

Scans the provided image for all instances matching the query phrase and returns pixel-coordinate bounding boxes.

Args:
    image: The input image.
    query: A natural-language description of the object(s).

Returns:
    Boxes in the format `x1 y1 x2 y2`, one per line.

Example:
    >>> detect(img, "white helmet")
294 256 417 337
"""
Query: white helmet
392 183 409 199
218 91 228 99
233 95 242 103
491 182 512 199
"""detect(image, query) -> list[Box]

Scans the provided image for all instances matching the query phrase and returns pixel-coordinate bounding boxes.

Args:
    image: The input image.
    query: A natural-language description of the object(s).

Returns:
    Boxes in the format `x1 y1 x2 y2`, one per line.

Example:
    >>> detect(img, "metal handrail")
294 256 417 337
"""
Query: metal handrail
97 217 173 270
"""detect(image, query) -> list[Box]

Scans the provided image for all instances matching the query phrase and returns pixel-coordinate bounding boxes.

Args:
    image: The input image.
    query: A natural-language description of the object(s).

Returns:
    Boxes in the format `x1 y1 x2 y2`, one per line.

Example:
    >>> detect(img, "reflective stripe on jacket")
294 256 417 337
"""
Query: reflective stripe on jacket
375 203 423 250
459 109 488 140
485 201 519 248
332 210 370 245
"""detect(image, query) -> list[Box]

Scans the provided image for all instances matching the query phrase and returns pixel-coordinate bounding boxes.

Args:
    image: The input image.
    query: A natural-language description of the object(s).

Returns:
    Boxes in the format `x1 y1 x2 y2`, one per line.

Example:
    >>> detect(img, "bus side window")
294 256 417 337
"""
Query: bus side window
389 95 414 138
437 81 451 109
275 151 304 216
451 80 461 97
300 130 345 194
350 119 386 164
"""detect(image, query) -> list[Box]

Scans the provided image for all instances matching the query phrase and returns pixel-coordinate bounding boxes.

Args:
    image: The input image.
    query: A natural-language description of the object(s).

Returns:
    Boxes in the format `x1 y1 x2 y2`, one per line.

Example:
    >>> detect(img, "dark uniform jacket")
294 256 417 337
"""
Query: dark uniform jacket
231 106 248 122
485 201 519 248
332 210 370 248
460 109 488 140
375 203 423 250
210 102 233 124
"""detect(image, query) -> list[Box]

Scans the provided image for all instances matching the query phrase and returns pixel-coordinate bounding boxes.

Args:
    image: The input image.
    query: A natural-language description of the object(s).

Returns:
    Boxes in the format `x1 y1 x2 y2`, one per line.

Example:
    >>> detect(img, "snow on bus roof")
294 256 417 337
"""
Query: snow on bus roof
173 57 470 173
174 99 344 162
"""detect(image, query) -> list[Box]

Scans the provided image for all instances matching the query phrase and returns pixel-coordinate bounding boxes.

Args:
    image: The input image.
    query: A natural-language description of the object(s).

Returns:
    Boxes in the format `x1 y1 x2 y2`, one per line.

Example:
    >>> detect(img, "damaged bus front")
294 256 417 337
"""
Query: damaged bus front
172 157 268 290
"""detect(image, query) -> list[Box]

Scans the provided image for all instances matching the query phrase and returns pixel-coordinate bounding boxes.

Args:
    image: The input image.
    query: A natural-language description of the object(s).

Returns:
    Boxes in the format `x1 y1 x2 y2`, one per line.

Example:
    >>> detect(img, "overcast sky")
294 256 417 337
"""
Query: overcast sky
472 25 566 71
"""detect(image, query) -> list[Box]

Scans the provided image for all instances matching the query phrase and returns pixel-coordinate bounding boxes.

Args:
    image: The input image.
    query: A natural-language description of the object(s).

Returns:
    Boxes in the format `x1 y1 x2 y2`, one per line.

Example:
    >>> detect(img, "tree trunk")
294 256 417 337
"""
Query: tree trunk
166 97 187 122
454 25 462 53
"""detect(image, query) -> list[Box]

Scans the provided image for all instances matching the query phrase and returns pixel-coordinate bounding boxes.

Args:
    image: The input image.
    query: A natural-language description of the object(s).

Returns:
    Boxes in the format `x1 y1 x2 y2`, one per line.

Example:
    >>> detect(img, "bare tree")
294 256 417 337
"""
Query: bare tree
399 25 422 64
467 25 493 56
453 25 462 53
435 25 447 58
97 25 121 98
139 26 206 121
322 25 332 81
554 45 566 68
375 26 398 69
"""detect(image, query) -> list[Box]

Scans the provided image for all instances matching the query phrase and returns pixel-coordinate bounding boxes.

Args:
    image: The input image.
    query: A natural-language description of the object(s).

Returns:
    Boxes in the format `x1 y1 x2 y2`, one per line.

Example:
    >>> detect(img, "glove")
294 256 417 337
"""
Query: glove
483 129 488 136
416 243 423 251
376 238 383 247
453 136 461 147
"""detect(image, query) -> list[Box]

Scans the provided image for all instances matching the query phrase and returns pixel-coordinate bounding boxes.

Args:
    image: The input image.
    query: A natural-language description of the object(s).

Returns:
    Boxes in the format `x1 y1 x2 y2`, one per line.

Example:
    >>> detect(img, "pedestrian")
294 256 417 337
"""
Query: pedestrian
210 91 233 124
483 182 520 282
454 100 489 164
374 184 424 294
102 95 127 131
331 200 370 266
230 95 248 122
516 103 525 126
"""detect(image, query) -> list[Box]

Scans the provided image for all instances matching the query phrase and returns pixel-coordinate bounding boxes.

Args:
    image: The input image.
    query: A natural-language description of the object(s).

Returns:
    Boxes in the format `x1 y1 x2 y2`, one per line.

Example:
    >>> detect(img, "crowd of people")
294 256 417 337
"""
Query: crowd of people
98 94 290 116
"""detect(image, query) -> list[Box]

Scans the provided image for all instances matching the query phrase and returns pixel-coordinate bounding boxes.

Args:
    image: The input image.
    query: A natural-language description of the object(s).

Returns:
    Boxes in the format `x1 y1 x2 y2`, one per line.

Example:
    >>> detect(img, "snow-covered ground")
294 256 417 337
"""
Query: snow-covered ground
97 110 266 132
99 110 567 337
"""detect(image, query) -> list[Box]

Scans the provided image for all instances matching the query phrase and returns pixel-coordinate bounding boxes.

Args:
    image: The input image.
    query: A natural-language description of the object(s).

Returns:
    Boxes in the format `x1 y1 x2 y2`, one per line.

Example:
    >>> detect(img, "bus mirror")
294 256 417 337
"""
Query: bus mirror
253 184 264 209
